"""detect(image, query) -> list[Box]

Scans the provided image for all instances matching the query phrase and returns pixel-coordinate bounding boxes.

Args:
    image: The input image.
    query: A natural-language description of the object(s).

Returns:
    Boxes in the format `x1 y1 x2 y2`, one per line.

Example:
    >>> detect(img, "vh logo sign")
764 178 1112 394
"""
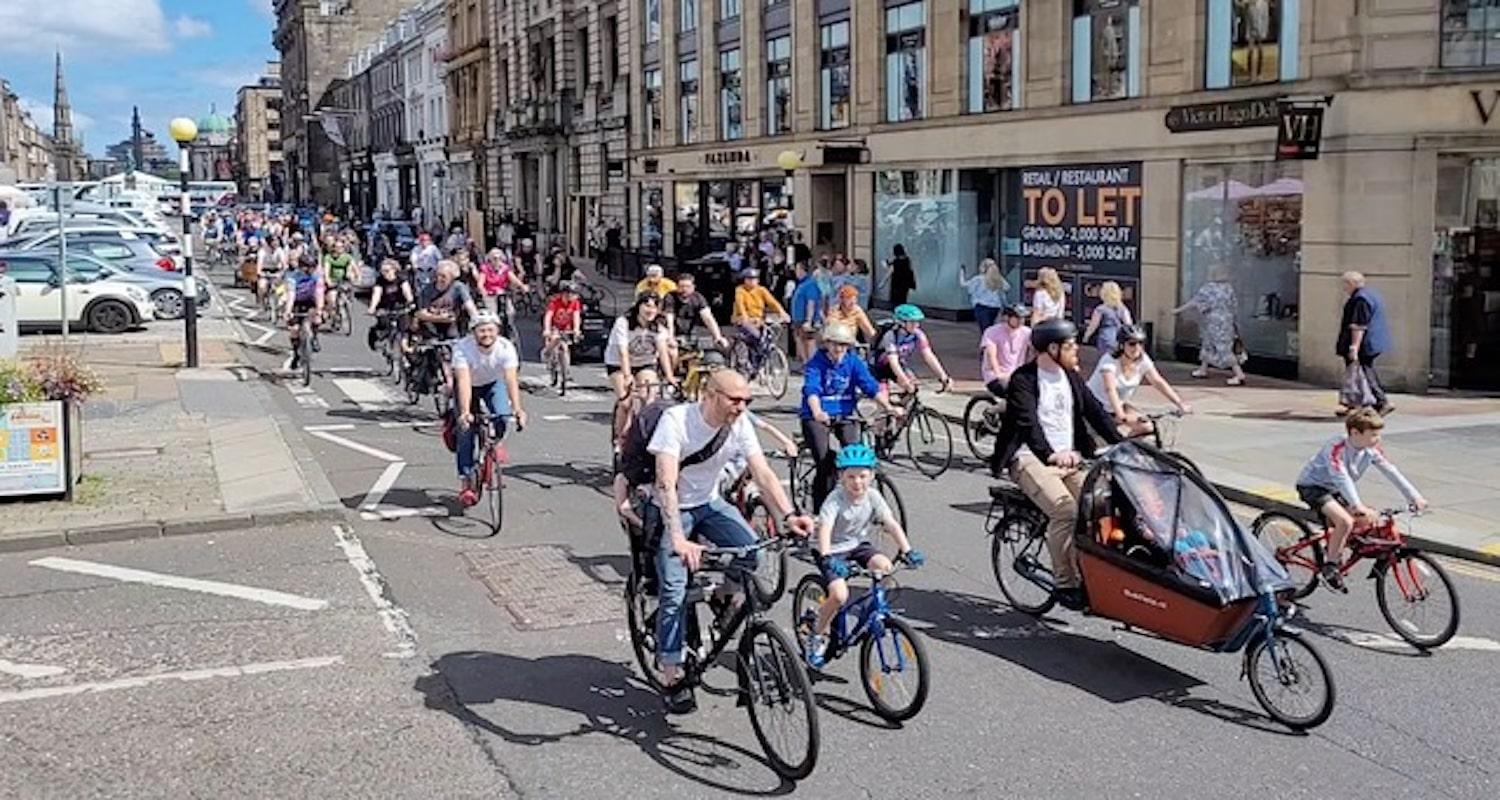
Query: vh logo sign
1471 89 1500 125
1276 102 1324 161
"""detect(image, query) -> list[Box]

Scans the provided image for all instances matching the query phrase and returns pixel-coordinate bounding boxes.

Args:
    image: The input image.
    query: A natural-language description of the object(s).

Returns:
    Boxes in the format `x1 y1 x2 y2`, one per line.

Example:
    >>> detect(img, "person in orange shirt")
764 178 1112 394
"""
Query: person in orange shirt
731 268 787 373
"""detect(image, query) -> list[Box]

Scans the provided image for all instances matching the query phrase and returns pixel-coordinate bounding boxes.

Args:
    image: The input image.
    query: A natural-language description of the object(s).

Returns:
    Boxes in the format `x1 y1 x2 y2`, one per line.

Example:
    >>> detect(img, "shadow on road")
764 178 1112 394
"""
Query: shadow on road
505 459 614 496
414 651 796 796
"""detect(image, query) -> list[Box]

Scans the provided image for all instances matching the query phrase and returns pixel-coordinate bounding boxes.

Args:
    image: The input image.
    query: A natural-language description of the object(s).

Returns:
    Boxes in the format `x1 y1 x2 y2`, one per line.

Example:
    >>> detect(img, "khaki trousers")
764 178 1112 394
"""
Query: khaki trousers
1012 453 1087 589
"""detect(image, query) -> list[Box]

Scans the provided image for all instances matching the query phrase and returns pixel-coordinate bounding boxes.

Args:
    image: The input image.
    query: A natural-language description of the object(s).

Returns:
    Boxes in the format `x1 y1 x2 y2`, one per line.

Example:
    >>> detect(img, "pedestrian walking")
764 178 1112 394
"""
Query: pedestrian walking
1029 267 1067 326
1173 264 1247 386
961 258 1009 333
1337 270 1394 416
789 260 825 364
887 243 916 306
1083 280 1133 354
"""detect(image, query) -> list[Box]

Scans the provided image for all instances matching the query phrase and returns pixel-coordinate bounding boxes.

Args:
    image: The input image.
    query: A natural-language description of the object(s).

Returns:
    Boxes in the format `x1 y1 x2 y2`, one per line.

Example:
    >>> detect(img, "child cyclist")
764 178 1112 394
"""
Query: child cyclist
1295 408 1428 591
804 443 923 668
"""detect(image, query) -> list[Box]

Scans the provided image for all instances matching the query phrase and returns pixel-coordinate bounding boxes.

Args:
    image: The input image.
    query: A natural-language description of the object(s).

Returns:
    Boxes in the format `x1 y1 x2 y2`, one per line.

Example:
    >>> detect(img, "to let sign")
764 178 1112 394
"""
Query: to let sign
1015 162 1143 278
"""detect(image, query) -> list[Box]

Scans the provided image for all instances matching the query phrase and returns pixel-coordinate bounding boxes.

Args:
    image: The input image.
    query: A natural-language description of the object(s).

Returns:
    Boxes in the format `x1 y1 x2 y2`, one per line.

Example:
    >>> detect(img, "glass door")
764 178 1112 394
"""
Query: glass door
1432 156 1500 390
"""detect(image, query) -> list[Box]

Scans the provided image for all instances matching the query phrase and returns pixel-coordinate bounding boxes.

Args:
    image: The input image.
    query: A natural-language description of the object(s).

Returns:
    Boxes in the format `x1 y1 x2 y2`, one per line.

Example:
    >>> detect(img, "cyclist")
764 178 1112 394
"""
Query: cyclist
872 304 954 395
415 260 480 341
452 310 527 507
605 293 675 401
254 236 286 311
801 322 902 509
410 231 443 291
479 248 528 320
635 263 677 299
730 268 787 373
646 369 813 713
1085 324 1192 435
542 280 583 372
282 254 325 371
826 284 876 344
366 258 414 351
322 240 357 321
987 319 1123 611
981 303 1032 399
1294 408 1427 592
804 444 923 668
664 272 729 362
788 260 824 364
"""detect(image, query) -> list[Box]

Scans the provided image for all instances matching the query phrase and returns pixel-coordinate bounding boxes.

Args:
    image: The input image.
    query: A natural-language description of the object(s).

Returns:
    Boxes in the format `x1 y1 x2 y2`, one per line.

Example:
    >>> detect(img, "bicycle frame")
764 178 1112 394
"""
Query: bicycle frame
821 572 902 665
679 543 780 688
1272 513 1432 599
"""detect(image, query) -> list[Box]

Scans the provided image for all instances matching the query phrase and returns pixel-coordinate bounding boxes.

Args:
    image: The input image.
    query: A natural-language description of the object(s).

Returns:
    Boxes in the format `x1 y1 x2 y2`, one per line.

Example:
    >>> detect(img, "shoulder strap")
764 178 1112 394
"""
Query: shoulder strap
681 423 733 469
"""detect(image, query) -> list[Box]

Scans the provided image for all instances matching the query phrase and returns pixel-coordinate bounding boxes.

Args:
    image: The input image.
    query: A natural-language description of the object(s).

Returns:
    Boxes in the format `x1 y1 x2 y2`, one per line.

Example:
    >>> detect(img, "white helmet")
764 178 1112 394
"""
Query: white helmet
471 310 502 330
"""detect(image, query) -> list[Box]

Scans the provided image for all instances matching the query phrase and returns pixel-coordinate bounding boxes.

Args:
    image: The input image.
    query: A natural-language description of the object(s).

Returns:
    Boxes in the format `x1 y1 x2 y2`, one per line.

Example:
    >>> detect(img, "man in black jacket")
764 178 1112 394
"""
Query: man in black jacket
989 319 1123 609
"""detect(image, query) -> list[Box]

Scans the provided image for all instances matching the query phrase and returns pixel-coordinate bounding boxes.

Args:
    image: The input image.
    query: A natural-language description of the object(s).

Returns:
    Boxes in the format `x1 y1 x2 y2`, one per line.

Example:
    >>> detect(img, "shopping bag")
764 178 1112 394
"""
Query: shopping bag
1339 361 1376 408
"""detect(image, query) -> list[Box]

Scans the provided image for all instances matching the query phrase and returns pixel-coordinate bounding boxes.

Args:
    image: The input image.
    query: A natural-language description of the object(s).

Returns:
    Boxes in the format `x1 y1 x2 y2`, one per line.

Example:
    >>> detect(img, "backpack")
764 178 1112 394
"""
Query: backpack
618 400 732 489
866 319 899 369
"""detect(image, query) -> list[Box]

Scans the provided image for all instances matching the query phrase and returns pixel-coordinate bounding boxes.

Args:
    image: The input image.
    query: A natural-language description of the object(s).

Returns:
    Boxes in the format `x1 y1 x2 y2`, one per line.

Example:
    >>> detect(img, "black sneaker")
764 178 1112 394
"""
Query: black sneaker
1055 587 1088 611
663 681 697 715
1319 562 1348 593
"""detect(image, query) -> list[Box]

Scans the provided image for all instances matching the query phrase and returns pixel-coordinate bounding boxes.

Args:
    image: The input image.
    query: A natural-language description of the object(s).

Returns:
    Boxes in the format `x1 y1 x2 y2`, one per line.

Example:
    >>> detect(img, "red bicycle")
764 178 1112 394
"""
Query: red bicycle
1252 506 1460 650
465 412 520 537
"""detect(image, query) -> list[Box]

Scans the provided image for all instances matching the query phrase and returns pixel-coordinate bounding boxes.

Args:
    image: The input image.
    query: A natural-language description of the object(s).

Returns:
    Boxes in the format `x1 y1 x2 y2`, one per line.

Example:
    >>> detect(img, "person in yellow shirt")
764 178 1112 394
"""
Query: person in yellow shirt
731 268 787 372
634 264 678 299
826 284 876 343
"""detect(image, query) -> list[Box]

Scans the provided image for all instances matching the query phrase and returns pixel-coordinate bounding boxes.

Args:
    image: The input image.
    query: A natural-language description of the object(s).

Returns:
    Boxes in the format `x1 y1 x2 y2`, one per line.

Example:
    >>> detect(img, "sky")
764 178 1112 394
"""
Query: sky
0 0 278 158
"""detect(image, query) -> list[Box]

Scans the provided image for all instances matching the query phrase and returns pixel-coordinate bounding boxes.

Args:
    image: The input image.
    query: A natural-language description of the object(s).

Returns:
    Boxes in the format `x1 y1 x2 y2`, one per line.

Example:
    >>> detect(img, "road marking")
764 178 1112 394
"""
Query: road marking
332 377 402 410
1323 629 1500 652
564 391 604 403
0 656 343 705
1442 559 1500 584
28 557 330 611
542 414 572 422
332 525 418 659
0 659 68 679
359 506 446 520
241 319 276 346
361 462 405 512
306 429 402 462
304 423 357 432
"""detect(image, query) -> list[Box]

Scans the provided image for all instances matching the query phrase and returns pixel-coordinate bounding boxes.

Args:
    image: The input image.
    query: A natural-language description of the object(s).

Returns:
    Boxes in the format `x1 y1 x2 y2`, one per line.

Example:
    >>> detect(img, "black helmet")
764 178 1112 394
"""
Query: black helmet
1031 319 1078 352
1002 303 1028 319
1119 324 1148 345
700 350 729 369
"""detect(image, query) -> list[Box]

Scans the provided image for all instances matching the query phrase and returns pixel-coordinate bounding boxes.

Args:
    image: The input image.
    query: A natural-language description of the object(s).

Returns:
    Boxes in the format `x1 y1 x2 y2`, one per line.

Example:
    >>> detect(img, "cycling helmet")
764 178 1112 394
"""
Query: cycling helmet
835 443 878 471
820 322 857 345
1119 324 1148 345
560 280 579 293
1030 319 1079 352
471 310 502 330
1002 303 1028 319
700 349 729 369
297 253 318 269
892 304 925 323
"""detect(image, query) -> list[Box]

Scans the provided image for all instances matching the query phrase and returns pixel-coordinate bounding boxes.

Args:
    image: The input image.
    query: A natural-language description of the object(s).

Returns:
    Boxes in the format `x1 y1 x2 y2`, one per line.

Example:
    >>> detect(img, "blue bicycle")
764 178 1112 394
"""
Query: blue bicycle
791 561 930 722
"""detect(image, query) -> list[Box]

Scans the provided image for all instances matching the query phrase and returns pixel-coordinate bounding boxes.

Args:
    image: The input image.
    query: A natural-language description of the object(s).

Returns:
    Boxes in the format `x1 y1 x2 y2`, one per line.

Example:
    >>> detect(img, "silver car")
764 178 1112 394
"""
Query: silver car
1 248 211 320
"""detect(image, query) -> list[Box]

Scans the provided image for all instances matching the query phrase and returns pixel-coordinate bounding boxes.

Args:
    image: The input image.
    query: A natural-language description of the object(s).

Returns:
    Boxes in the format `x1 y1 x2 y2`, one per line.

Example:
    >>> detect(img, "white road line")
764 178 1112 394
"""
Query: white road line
542 414 572 421
379 420 438 428
304 423 357 432
359 506 446 521
361 462 405 511
0 659 68 679
306 429 402 462
563 391 604 403
332 377 401 409
1322 629 1500 652
28 557 330 611
0 656 343 705
331 525 418 659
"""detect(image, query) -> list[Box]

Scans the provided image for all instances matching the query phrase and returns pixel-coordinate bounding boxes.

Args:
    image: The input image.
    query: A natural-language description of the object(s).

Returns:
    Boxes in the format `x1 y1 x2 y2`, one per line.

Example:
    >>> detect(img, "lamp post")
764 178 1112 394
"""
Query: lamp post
775 150 803 264
169 117 200 368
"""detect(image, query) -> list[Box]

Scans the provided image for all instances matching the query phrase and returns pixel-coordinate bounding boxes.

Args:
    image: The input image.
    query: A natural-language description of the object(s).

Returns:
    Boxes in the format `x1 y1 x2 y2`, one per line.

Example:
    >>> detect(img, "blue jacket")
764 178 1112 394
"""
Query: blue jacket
790 276 824 325
1358 287 1392 356
800 349 881 420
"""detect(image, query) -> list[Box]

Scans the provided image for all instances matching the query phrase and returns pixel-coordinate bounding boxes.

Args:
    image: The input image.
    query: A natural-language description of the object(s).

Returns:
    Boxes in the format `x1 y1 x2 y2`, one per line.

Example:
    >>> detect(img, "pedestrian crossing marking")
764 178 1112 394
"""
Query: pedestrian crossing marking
332 377 402 409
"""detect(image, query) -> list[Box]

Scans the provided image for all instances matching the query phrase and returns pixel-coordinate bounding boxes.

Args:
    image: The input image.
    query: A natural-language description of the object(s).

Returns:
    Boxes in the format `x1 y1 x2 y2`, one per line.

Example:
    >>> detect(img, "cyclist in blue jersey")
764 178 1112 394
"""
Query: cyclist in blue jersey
283 254 325 371
872 304 954 394
801 323 902 508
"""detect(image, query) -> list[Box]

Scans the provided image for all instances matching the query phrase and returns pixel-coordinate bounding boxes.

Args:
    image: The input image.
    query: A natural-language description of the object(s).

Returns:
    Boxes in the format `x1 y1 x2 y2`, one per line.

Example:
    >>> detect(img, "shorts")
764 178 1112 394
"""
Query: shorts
606 363 656 377
1297 484 1349 515
819 541 879 582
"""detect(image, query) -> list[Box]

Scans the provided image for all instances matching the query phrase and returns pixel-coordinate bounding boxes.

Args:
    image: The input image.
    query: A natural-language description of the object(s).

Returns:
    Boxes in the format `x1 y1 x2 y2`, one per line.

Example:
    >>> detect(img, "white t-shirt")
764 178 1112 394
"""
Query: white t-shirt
648 403 762 509
451 336 519 386
605 317 669 369
818 486 893 553
1032 290 1065 323
1022 365 1075 460
1087 352 1153 409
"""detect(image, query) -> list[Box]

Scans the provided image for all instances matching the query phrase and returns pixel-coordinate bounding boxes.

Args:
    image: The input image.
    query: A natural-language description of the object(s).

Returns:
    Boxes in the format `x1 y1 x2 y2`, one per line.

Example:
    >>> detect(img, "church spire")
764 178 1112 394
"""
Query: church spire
53 49 79 181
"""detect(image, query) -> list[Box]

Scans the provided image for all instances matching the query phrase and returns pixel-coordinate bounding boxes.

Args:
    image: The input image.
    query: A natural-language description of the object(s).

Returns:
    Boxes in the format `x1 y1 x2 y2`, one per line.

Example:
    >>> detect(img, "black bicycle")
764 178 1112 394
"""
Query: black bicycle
287 309 318 387
962 392 1005 462
372 306 412 378
626 537 820 780
873 387 954 479
404 337 457 417
787 419 909 532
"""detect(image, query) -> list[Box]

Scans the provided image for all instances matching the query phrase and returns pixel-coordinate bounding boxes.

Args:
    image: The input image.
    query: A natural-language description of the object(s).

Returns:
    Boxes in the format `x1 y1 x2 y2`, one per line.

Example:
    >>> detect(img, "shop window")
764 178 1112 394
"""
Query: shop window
641 184 665 251
763 178 793 235
1179 162 1303 365
1442 1 1500 67
644 67 663 146
820 20 852 130
646 0 661 44
1071 0 1139 103
722 0 742 20
675 182 701 253
680 58 699 143
886 1 927 122
967 0 1021 114
873 169 971 310
680 0 697 33
766 35 793 136
708 181 734 240
1206 0 1298 88
1431 157 1500 389
720 48 744 141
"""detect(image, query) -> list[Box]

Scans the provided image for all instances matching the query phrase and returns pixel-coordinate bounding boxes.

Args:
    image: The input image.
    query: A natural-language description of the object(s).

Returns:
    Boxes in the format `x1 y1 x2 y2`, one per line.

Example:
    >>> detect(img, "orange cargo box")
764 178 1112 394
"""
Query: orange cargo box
1078 549 1255 649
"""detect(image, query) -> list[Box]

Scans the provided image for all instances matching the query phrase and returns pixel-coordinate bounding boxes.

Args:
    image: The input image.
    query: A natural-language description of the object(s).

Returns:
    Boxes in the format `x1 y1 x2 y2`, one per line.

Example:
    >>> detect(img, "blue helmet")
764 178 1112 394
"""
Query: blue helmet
893 304 925 323
835 444 878 471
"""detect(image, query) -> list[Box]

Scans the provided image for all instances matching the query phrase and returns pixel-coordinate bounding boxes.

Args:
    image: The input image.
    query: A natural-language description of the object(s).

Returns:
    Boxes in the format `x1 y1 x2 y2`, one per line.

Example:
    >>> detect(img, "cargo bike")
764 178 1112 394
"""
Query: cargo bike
986 441 1335 730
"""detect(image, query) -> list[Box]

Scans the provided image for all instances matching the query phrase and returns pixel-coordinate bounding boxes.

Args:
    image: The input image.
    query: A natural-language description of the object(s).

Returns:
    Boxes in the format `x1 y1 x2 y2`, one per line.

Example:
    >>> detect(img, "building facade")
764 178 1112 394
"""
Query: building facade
236 62 285 202
489 0 632 254
406 0 450 228
368 17 412 217
623 0 1500 394
445 0 493 237
0 78 55 184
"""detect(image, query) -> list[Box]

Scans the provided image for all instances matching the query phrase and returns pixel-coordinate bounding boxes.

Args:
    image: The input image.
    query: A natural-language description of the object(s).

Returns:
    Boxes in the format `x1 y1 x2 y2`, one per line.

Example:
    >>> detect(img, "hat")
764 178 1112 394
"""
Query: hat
645 264 664 278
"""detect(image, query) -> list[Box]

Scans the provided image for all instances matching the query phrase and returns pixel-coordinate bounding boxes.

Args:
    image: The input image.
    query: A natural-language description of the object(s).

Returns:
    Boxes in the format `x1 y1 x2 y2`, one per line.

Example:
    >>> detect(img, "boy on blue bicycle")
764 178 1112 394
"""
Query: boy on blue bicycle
805 444 923 668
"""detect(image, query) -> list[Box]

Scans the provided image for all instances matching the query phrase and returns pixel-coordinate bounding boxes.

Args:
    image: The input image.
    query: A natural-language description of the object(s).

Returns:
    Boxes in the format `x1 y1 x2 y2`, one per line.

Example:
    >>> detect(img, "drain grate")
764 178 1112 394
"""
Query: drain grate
462 545 621 631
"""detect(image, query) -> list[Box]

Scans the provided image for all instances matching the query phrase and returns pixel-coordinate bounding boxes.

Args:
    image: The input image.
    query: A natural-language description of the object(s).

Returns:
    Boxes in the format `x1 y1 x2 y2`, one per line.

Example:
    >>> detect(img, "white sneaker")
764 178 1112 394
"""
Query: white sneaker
804 633 828 668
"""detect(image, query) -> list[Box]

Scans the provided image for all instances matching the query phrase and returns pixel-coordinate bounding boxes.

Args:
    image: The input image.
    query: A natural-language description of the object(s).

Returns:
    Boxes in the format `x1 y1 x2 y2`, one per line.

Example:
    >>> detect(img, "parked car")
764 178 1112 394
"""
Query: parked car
363 220 418 262
0 253 155 334
7 226 184 265
42 232 177 273
1 250 210 320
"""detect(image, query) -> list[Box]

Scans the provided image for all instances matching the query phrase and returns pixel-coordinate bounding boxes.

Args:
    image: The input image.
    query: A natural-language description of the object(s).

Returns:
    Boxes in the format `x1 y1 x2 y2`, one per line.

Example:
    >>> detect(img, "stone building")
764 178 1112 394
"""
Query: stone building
188 107 236 182
445 0 493 238
624 0 1500 393
368 16 413 217
403 0 450 229
0 78 55 184
236 62 285 202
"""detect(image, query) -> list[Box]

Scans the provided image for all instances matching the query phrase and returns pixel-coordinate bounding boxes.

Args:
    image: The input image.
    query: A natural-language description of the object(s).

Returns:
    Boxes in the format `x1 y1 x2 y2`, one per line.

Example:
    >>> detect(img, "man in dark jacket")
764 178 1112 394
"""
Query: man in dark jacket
989 319 1123 609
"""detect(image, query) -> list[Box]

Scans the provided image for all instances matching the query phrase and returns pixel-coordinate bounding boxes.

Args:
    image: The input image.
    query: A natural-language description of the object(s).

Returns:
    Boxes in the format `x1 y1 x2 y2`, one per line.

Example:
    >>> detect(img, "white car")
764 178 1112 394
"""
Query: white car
0 254 155 334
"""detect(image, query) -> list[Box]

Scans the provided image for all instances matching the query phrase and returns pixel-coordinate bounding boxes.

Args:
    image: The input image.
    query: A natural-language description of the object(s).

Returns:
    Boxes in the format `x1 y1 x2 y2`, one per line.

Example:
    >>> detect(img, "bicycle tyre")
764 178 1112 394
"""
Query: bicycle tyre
1375 550 1460 650
744 497 788 606
904 407 953 479
875 472 909 533
299 324 313 387
859 616 930 723
339 296 352 335
1245 629 1335 731
788 447 815 513
962 395 1001 462
729 339 754 377
485 445 504 538
790 573 827 647
1251 512 1321 601
762 346 789 400
625 570 666 693
739 620 820 780
990 510 1055 616
559 344 570 396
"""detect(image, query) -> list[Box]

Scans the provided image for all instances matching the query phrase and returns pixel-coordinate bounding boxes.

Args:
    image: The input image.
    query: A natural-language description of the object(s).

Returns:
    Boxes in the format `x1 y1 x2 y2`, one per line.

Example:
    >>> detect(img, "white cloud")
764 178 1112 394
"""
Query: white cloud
174 15 213 39
250 0 275 21
18 96 96 132
0 0 170 55
189 62 264 90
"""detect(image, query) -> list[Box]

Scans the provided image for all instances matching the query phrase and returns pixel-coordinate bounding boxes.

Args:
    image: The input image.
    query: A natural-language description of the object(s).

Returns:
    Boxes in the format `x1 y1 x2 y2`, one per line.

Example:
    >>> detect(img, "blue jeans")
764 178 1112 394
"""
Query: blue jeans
651 496 758 667
455 381 511 478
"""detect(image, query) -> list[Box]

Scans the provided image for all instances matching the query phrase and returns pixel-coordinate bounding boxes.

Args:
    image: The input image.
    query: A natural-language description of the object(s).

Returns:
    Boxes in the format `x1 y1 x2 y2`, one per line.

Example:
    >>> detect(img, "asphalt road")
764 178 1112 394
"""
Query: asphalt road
3 277 1499 799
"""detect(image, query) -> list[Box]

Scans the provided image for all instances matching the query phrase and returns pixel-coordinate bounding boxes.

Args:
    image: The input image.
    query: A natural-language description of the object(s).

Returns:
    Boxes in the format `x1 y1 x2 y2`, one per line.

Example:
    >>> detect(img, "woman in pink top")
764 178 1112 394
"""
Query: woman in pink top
479 248 528 316
981 303 1031 397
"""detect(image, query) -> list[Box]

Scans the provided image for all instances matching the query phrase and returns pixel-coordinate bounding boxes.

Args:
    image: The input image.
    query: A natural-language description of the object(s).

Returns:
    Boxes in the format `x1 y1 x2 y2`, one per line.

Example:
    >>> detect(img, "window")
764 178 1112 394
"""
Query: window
577 27 591 88
820 21 852 129
722 0 742 19
766 35 793 135
1206 0 1297 87
1442 1 1500 67
680 58 700 143
680 0 697 32
641 185 664 251
967 0 1021 113
605 17 621 82
644 67 664 146
646 0 661 44
88 243 133 260
886 2 927 122
720 48 743 140
1071 0 1140 103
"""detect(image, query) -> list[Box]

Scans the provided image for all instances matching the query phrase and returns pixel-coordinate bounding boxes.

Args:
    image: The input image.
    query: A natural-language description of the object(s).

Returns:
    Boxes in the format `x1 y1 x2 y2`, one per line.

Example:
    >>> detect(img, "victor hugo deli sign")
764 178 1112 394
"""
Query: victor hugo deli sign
1015 162 1143 278
1164 97 1280 133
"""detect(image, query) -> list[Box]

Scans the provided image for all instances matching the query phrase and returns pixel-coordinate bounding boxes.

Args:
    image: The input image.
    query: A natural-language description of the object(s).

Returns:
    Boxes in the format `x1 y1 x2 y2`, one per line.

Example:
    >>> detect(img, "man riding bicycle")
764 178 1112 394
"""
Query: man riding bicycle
282 254 325 372
801 323 902 509
730 268 787 373
322 240 358 317
452 310 527 507
414 260 480 340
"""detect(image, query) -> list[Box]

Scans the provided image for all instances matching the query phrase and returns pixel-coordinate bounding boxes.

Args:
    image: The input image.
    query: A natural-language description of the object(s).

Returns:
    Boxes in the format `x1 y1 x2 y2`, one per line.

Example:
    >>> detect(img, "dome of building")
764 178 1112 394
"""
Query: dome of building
196 105 232 135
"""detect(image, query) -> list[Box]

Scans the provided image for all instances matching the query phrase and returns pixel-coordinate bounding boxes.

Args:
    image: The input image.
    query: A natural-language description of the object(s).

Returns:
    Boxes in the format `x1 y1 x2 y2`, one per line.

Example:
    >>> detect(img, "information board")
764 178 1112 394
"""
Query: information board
0 401 66 497
1016 162 1143 278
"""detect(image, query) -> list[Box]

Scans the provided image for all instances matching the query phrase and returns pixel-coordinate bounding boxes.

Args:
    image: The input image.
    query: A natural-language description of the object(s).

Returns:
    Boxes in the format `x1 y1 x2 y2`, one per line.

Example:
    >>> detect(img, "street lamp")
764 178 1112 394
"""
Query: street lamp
776 149 804 176
169 117 200 368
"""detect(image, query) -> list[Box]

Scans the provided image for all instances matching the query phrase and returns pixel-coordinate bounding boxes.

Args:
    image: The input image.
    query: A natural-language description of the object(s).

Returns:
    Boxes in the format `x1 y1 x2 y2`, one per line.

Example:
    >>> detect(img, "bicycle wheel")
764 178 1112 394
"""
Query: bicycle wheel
875 472 909 532
791 573 827 646
744 498 788 606
1245 630 1335 731
860 616 930 723
962 395 1002 462
739 620 820 780
761 346 789 400
338 297 352 335
990 510 1055 616
298 325 313 387
625 570 666 693
788 447 816 513
559 344 571 396
1251 512 1321 601
729 339 754 377
1375 550 1459 650
484 443 505 537
904 407 953 479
